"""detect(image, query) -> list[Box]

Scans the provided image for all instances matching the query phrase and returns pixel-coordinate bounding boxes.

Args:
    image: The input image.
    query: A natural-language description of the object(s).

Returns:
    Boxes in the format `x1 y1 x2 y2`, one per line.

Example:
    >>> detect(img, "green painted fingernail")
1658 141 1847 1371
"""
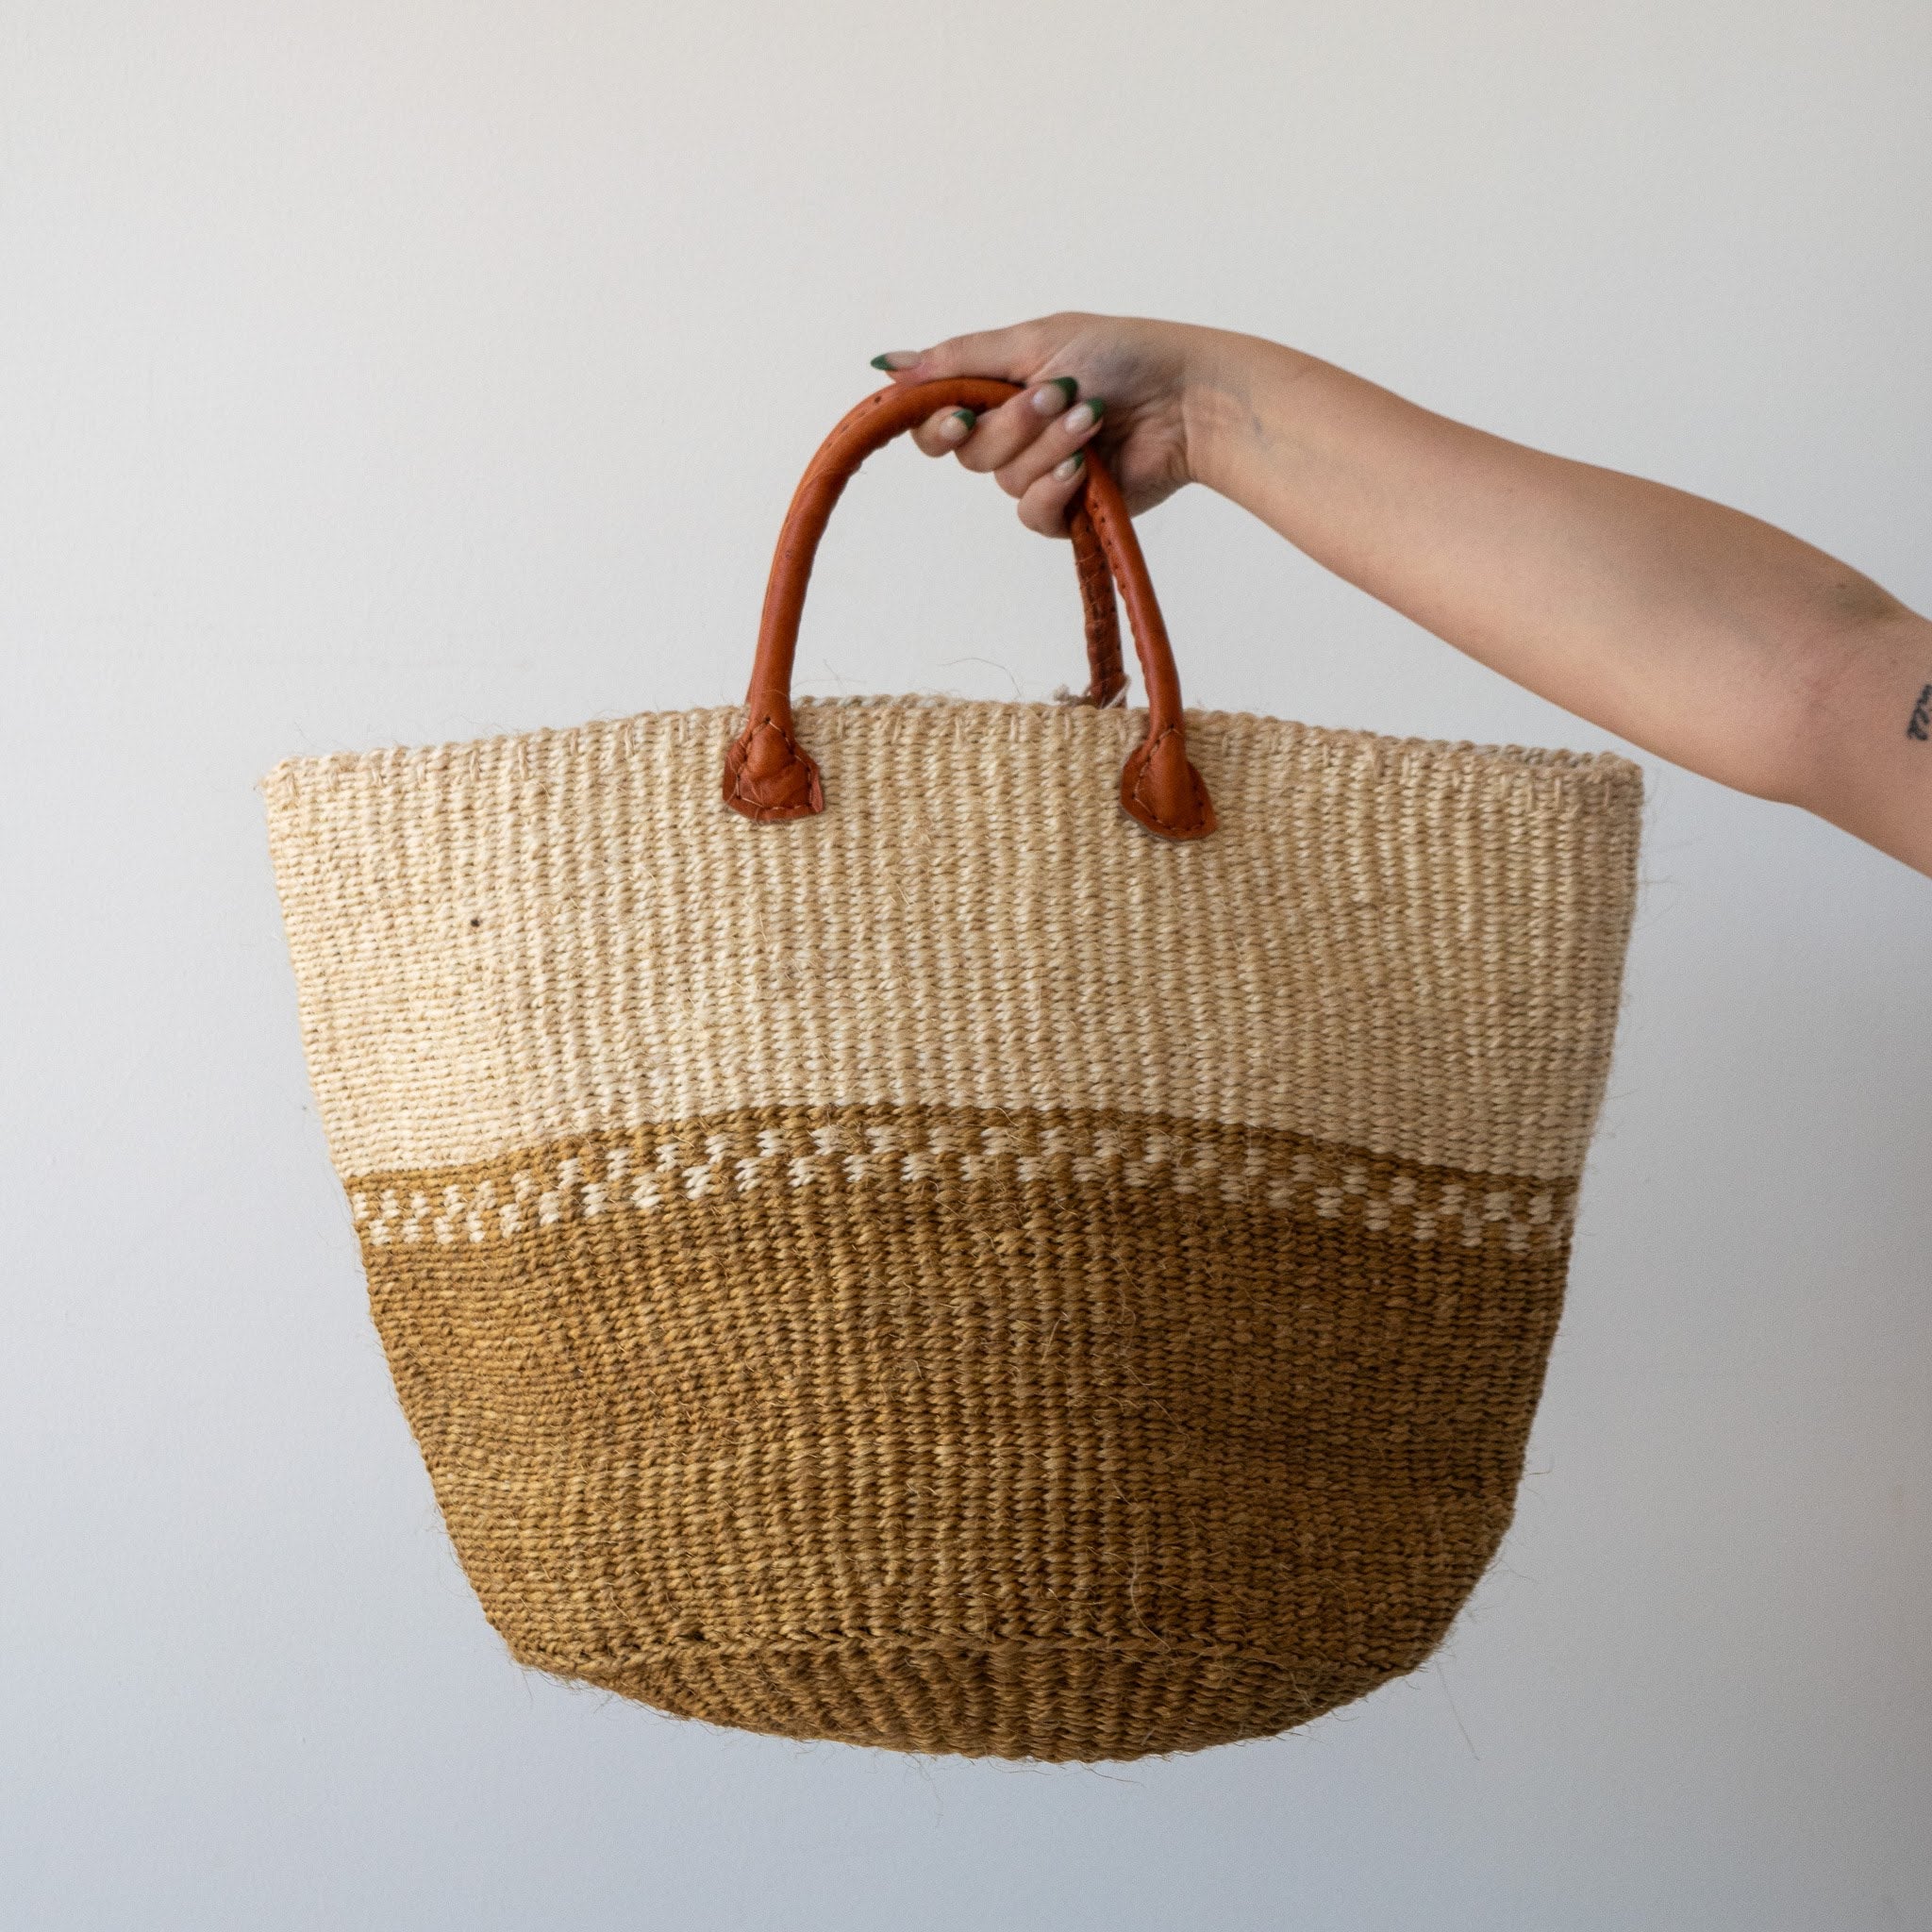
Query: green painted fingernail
1049 375 1079 404
1087 395 1106 420
952 408 976 427
869 354 895 371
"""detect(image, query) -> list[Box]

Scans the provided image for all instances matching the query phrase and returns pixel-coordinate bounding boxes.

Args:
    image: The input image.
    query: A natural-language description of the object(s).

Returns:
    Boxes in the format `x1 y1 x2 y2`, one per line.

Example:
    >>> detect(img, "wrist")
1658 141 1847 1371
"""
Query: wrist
1179 329 1323 503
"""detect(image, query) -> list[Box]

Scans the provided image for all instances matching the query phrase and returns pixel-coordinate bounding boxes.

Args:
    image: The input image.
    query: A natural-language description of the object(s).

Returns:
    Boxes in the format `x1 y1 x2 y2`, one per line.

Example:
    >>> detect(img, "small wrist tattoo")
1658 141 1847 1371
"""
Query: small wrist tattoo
1908 682 1932 742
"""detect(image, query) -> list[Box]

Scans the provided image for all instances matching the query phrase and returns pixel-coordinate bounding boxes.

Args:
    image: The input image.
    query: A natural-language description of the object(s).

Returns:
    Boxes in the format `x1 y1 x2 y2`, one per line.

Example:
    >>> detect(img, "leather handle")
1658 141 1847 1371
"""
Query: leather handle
723 379 1215 841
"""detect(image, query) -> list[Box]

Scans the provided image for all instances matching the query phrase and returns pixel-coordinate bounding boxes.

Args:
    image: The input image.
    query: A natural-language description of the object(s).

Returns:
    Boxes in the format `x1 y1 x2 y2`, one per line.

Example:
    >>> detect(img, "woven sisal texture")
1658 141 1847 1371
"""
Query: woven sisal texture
265 696 1642 1759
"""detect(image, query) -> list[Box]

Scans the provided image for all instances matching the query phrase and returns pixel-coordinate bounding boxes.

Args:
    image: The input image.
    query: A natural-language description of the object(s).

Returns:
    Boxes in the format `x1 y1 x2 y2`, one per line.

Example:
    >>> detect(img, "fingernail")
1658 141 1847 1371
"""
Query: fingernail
1062 399 1102 436
870 351 922 371
1031 375 1078 414
941 408 975 442
1054 450 1086 481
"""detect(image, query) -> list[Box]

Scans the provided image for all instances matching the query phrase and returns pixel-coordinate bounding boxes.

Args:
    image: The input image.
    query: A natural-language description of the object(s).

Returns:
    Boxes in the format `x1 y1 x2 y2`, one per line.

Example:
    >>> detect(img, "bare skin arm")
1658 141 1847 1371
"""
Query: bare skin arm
874 314 1932 877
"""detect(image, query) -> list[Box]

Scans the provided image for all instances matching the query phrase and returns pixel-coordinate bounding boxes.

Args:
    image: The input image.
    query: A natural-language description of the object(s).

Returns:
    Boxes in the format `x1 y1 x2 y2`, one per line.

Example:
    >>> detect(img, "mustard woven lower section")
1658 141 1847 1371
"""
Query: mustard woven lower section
356 1102 1573 1761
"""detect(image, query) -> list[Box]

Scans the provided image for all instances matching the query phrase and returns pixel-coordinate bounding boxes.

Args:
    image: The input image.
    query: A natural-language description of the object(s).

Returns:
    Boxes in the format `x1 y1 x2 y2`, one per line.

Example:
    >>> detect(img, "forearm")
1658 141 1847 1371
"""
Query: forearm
1183 330 1932 872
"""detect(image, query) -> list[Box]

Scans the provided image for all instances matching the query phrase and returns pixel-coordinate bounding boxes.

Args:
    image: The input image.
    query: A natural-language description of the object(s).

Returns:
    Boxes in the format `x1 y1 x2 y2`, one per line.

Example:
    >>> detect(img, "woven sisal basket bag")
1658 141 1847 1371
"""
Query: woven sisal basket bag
266 379 1642 1761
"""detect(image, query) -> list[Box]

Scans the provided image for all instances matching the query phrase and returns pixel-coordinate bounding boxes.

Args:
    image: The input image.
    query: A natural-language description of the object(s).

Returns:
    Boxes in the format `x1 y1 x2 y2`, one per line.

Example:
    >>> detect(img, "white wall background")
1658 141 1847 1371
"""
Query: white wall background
3 3 1928 1926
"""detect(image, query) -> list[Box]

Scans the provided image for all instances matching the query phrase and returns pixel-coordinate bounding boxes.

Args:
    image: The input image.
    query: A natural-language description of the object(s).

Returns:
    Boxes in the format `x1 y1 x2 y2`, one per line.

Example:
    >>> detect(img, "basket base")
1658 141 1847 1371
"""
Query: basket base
554 1639 1411 1762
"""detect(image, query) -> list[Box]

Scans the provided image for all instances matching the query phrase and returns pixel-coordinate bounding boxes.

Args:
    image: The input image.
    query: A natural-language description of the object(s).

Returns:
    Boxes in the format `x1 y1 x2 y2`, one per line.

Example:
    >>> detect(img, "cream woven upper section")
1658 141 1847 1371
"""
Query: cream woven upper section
263 698 1641 1181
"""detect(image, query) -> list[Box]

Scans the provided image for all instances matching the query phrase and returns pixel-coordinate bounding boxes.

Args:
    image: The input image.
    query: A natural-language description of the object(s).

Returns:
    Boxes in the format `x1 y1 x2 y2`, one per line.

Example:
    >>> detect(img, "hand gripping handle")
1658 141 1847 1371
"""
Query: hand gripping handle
723 379 1216 841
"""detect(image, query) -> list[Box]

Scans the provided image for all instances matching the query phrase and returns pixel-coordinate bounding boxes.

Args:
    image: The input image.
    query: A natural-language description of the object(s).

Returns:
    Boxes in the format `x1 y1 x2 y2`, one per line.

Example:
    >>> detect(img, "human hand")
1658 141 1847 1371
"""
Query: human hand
870 313 1218 537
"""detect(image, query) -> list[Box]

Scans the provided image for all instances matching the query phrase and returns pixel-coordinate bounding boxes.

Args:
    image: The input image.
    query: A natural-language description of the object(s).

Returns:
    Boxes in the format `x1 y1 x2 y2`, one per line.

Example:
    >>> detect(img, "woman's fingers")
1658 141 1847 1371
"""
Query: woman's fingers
951 378 1075 475
878 320 1109 532
905 381 1108 528
990 394 1105 500
1017 448 1091 538
909 407 978 457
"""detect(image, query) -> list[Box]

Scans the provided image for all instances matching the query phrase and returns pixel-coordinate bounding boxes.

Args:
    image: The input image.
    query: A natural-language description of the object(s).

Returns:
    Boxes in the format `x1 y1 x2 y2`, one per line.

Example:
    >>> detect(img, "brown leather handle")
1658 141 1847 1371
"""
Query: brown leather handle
723 379 1215 841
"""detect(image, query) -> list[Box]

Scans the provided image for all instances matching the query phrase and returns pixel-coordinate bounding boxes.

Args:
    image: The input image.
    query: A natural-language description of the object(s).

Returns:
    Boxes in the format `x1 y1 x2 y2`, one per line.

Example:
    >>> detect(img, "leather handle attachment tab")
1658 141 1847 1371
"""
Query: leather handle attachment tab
723 379 1216 841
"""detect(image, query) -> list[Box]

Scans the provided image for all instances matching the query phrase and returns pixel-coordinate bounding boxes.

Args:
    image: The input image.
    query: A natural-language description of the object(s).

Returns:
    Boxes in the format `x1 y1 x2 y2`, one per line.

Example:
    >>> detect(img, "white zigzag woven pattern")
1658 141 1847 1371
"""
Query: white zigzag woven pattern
349 1114 1576 1255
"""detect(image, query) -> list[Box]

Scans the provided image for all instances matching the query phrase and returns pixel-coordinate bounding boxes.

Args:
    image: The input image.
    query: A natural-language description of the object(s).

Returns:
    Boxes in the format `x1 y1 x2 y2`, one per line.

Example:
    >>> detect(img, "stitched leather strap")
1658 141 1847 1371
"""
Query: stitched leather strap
724 379 1216 841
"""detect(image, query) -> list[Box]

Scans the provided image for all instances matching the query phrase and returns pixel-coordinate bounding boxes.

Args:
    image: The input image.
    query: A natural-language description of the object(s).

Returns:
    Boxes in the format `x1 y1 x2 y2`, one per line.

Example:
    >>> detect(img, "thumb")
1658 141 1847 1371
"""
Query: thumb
872 318 1070 389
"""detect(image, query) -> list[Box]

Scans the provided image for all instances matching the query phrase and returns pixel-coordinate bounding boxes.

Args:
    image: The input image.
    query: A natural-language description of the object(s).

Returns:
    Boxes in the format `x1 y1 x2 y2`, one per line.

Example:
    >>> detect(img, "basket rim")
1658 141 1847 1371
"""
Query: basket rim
262 692 1645 806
